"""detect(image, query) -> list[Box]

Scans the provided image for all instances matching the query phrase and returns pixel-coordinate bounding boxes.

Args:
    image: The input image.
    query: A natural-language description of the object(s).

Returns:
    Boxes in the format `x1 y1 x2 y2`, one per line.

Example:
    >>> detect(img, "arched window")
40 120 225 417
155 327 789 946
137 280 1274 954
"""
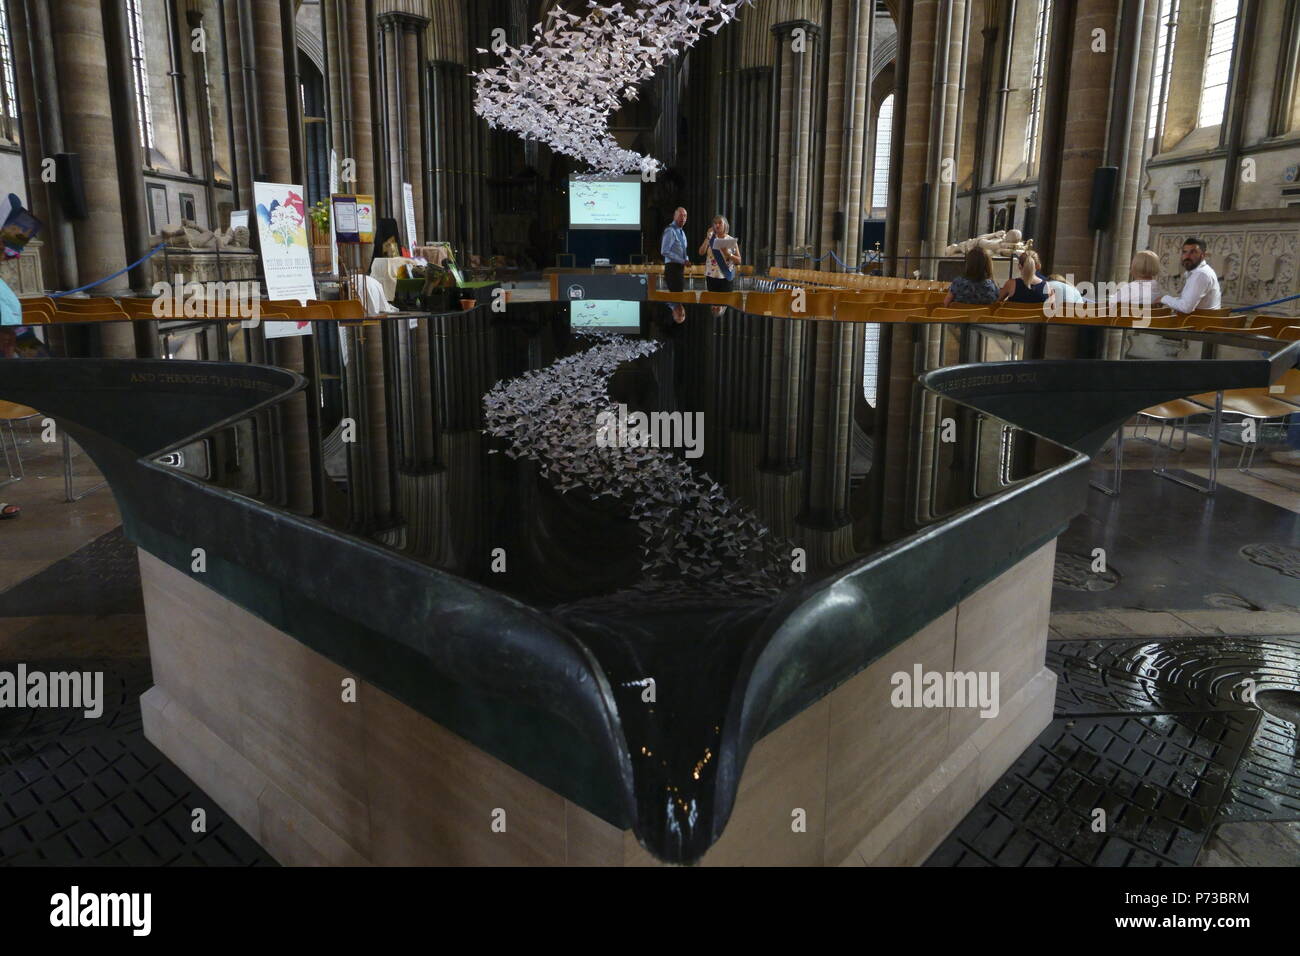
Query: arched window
126 0 156 150
1022 0 1052 171
0 1 19 142
1147 0 1179 140
1197 0 1238 128
870 93 894 210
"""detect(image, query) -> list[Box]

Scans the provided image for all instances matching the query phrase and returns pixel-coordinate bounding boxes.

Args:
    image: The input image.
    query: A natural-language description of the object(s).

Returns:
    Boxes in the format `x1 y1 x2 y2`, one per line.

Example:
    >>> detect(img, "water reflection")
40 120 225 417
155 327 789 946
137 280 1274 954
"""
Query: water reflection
164 303 1072 607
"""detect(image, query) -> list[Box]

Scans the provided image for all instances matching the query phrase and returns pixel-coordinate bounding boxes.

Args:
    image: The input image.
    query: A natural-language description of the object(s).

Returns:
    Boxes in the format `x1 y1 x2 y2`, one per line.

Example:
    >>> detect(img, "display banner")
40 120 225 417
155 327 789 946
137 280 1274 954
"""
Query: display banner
253 181 314 338
355 194 375 244
402 183 418 252
329 150 340 276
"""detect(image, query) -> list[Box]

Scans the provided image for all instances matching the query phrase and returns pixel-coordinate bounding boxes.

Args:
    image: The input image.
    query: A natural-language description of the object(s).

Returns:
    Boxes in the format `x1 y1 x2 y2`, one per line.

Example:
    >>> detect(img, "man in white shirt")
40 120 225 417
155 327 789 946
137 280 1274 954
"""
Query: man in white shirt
1160 237 1222 313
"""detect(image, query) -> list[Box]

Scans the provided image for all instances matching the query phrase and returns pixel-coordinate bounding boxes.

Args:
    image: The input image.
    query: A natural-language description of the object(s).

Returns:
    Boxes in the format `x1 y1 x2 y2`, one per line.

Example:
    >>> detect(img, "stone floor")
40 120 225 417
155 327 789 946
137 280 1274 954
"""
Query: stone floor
926 457 1300 867
0 425 1297 866
0 437 273 866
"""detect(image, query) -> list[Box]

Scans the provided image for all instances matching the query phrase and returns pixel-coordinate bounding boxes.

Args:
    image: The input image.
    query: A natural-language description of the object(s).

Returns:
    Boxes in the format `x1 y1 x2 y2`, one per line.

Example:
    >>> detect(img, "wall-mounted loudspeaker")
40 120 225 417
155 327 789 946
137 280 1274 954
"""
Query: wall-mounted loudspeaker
1088 166 1118 232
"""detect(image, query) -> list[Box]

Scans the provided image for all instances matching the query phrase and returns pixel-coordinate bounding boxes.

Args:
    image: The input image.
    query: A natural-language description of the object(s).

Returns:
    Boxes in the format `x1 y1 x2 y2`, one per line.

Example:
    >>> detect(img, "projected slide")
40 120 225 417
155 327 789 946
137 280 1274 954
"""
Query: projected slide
569 177 641 230
569 299 641 331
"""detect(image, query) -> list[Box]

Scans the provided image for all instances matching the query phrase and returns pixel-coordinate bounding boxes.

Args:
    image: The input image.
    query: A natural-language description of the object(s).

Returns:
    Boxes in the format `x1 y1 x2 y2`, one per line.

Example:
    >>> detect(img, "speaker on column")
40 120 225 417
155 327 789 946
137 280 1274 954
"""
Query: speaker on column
1088 166 1119 231
918 182 930 242
54 153 88 220
832 210 845 241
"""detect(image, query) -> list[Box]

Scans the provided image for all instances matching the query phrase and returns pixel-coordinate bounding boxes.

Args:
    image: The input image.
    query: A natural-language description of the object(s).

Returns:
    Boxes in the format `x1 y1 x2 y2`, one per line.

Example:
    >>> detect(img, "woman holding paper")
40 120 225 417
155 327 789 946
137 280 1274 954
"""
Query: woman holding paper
699 215 741 293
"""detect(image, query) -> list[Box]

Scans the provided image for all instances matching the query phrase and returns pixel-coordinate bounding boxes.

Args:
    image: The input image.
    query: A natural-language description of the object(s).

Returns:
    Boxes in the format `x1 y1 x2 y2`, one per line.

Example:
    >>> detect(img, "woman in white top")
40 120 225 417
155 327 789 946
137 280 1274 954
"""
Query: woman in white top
698 215 742 293
1110 250 1160 320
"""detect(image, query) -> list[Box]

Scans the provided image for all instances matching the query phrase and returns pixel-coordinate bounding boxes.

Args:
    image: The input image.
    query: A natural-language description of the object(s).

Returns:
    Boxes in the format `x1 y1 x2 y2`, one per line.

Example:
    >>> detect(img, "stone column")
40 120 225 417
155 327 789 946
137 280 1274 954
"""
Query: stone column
816 2 848 264
252 0 292 181
798 322 860 529
348 0 375 196
931 0 967 258
49 0 133 355
224 0 253 210
893 0 938 273
1104 0 1159 282
771 20 819 262
1050 0 1119 282
841 0 873 271
380 16 401 217
10 0 75 290
402 19 428 244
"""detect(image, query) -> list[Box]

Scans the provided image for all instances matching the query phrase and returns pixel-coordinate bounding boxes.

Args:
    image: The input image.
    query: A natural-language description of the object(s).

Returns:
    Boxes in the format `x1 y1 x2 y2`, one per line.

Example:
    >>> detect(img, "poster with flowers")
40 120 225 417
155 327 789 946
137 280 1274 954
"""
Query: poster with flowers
253 181 314 338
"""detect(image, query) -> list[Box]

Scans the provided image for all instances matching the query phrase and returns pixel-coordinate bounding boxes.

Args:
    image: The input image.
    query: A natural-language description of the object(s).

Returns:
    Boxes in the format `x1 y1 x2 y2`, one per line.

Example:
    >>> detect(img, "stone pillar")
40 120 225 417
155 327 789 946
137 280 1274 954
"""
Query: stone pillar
931 0 967 257
402 20 427 244
771 20 819 262
224 0 253 210
348 0 375 196
1105 0 1159 282
841 0 873 271
762 319 806 472
1051 0 1119 282
380 16 401 218
49 0 133 354
252 0 293 181
893 0 938 273
816 2 848 265
798 322 860 529
10 0 75 290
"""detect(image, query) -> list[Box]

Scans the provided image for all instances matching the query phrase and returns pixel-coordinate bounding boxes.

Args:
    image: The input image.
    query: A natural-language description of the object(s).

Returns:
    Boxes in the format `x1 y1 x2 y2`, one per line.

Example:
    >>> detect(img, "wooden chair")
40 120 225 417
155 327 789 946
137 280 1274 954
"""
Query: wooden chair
50 297 124 312
319 299 366 320
866 306 927 323
743 291 794 315
928 307 993 322
792 290 838 317
698 291 742 308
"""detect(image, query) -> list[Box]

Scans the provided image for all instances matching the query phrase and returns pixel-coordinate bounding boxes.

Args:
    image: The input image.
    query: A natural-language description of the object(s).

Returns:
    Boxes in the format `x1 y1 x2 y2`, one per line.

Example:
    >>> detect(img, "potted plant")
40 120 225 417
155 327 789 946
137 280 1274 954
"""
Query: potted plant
419 261 458 312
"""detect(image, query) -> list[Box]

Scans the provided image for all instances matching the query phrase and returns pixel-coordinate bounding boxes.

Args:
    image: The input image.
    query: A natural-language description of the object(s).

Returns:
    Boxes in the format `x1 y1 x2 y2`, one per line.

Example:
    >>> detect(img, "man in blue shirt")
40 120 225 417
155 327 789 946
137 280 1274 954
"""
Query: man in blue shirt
660 207 689 292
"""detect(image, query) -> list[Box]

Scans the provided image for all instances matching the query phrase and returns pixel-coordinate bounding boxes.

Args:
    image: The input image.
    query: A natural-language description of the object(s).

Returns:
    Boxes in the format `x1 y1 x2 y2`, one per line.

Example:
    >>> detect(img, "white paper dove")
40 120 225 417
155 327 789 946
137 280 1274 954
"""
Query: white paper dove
473 1 752 179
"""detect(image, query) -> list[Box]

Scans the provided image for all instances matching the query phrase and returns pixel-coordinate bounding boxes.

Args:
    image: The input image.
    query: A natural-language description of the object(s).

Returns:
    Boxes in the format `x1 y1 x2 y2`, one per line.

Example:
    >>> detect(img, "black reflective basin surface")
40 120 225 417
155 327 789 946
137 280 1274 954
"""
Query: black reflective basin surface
2 303 1292 863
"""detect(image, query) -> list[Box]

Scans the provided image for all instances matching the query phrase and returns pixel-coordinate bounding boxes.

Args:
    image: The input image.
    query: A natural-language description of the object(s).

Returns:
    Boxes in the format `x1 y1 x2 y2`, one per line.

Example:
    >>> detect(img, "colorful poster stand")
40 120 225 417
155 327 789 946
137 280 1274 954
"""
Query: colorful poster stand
332 194 359 243
252 181 314 338
331 193 375 246
355 194 375 244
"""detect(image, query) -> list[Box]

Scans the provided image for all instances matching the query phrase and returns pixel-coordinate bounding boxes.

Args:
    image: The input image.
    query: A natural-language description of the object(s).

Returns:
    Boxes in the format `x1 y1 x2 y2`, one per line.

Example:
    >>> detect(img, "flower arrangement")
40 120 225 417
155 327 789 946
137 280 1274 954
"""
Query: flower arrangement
309 199 330 232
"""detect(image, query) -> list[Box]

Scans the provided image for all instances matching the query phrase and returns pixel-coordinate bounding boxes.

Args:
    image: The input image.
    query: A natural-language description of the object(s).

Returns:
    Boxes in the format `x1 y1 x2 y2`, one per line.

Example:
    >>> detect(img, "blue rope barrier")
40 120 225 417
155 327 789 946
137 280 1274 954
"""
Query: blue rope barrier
50 243 167 297
1230 292 1300 313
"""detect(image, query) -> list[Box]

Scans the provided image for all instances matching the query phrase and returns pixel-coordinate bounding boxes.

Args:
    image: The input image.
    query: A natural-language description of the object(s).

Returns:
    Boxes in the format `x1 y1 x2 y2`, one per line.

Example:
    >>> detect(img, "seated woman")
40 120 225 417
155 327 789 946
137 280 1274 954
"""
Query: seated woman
1110 250 1160 318
944 248 1000 306
1000 250 1054 305
1046 273 1085 304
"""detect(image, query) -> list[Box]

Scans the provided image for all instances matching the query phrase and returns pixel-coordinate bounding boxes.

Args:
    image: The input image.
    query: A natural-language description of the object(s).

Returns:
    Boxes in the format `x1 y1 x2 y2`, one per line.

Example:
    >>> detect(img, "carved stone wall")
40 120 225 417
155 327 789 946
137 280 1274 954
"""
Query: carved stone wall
0 240 45 295
1147 209 1300 316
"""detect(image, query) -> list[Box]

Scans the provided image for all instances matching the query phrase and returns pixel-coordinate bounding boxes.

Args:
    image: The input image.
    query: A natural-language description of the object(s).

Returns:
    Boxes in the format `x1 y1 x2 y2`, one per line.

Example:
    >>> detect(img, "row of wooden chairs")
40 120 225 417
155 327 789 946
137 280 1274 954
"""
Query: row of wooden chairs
613 263 756 276
768 267 948 294
647 286 1298 334
18 296 367 324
